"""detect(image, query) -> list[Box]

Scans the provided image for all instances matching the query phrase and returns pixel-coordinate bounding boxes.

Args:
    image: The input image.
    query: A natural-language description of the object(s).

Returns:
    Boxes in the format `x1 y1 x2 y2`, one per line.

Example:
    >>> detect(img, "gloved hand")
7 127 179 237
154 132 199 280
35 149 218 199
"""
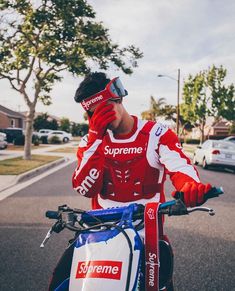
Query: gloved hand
88 102 116 143
172 181 212 207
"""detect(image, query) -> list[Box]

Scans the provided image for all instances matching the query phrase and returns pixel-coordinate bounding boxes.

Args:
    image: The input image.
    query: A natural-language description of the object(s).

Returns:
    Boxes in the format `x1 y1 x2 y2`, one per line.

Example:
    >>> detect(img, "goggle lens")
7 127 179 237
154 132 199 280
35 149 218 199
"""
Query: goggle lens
81 77 128 111
110 78 127 97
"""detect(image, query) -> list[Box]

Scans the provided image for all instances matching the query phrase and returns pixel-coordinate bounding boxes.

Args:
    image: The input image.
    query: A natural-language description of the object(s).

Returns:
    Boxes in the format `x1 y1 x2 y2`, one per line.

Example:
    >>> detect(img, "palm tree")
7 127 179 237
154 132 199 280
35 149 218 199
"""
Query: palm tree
149 96 166 121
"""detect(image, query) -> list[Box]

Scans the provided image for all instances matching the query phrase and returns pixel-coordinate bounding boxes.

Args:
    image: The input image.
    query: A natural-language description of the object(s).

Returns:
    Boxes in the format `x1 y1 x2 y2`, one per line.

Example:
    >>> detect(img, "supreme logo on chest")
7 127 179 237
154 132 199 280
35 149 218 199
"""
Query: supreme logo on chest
104 145 144 158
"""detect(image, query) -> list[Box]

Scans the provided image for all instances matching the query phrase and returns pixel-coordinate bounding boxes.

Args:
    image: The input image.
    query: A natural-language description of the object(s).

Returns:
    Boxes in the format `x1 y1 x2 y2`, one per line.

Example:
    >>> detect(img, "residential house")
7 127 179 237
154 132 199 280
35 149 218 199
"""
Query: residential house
0 104 25 129
20 111 62 127
190 117 231 140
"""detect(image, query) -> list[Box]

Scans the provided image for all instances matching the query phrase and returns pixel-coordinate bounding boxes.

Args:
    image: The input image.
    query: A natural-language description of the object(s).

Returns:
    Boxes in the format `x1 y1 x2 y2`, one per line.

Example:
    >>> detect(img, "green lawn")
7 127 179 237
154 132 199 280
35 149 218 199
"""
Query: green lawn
7 144 48 151
49 147 77 153
0 155 61 175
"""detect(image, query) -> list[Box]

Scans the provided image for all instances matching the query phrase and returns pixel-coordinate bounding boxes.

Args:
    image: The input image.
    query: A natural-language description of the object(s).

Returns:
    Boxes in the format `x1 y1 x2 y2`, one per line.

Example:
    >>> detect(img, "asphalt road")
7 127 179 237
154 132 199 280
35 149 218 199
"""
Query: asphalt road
0 162 234 291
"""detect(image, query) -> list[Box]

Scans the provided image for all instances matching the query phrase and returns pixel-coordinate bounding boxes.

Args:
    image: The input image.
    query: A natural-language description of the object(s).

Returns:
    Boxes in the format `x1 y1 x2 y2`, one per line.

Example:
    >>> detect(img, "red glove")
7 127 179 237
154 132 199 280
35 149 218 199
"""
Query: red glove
172 182 212 207
88 102 116 143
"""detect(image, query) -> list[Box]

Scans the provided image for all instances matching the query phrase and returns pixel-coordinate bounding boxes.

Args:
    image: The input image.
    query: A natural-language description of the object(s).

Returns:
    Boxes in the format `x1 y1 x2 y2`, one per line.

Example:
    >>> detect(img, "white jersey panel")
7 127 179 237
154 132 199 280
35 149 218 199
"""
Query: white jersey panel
97 193 161 209
146 123 168 183
159 144 200 182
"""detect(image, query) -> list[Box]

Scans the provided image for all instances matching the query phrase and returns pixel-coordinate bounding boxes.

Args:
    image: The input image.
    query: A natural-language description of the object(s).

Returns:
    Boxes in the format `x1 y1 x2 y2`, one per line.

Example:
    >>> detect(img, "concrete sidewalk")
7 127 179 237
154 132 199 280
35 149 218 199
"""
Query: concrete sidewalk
0 143 77 193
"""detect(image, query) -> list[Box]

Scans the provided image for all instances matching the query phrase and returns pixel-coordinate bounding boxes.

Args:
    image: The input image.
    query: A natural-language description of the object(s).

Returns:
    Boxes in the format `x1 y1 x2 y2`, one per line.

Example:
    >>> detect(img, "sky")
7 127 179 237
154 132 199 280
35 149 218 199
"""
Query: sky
1 0 235 123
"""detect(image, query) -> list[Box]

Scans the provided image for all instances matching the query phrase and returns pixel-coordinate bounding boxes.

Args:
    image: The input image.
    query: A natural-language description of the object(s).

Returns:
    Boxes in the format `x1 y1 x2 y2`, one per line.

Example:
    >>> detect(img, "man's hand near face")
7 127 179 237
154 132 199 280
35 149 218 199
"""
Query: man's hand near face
88 103 116 144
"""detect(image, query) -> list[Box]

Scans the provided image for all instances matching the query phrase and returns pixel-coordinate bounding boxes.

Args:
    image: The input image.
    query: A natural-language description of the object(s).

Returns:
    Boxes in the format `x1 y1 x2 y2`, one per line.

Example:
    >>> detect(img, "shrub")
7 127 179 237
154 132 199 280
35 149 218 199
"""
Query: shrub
48 135 61 144
185 138 200 144
32 134 40 146
40 136 48 144
13 135 25 146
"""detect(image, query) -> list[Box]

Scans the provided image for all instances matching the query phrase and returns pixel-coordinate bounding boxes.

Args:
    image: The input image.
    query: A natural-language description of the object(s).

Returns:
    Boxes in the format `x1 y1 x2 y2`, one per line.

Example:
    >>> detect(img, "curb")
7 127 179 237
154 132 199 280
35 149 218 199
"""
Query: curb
17 157 68 183
0 157 68 192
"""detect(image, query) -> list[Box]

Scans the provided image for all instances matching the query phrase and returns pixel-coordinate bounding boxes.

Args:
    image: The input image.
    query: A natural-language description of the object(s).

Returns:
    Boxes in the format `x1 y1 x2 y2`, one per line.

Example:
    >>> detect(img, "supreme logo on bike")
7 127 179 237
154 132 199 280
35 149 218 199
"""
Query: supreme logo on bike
76 260 122 280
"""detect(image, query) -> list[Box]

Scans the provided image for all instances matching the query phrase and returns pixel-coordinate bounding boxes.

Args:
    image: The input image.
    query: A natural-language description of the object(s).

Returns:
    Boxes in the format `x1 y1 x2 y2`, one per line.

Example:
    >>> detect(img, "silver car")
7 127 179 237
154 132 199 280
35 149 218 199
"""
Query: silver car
0 132 8 149
193 139 235 170
47 130 72 143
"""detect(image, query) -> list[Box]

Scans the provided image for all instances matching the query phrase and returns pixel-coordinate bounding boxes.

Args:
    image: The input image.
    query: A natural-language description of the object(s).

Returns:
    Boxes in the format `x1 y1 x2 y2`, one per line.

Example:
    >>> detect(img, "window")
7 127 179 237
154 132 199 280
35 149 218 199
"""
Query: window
10 119 15 128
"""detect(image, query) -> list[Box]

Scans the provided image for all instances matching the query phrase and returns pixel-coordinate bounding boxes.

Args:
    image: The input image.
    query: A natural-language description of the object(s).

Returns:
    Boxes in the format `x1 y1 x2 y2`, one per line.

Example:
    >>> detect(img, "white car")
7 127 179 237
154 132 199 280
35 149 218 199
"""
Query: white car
38 129 53 138
193 139 235 170
0 132 8 149
223 136 235 143
47 130 72 143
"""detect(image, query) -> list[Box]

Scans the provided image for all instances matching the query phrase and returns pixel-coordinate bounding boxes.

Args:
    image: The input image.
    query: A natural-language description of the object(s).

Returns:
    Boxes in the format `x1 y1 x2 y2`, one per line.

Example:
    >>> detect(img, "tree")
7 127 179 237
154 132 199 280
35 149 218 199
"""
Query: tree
181 72 208 142
181 65 235 142
0 0 143 159
141 96 166 121
206 65 235 122
33 113 50 130
71 122 88 136
60 117 70 132
159 104 176 121
33 113 58 130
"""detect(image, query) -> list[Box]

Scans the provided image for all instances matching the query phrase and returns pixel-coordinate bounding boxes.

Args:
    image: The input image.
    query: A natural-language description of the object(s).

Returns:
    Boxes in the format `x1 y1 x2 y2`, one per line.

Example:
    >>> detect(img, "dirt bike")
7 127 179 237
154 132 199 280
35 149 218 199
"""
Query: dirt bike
41 187 223 291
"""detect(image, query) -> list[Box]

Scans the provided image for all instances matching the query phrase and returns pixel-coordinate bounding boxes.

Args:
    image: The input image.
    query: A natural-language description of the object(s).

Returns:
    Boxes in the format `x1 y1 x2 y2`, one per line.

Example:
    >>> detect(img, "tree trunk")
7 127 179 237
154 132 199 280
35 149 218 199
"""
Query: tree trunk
24 106 35 160
200 119 205 143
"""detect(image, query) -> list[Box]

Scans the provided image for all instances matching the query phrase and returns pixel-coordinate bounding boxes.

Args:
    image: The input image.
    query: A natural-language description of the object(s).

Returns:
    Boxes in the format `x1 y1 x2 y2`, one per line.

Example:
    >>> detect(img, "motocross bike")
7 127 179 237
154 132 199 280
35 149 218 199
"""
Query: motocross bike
41 187 223 291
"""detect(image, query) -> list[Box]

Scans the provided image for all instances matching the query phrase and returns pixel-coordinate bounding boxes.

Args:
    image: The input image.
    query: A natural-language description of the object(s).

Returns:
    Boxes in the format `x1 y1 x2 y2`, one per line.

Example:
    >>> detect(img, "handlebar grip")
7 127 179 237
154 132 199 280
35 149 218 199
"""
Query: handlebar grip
174 186 224 204
204 186 224 201
45 210 60 220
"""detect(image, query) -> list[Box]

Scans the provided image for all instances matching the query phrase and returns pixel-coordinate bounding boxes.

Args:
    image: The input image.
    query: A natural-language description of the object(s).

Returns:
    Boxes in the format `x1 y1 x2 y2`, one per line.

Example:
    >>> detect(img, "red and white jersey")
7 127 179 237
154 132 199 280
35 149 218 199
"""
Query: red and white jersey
72 116 200 209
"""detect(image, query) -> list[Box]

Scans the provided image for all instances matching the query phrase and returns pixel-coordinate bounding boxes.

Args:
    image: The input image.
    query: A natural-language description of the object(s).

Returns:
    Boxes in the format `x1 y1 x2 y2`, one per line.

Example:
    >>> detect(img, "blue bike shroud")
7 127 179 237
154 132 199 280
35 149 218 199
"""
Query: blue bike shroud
62 204 143 291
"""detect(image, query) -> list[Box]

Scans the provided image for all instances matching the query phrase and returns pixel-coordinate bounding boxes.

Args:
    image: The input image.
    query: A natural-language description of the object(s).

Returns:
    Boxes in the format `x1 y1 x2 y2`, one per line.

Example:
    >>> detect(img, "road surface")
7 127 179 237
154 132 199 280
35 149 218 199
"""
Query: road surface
0 162 234 290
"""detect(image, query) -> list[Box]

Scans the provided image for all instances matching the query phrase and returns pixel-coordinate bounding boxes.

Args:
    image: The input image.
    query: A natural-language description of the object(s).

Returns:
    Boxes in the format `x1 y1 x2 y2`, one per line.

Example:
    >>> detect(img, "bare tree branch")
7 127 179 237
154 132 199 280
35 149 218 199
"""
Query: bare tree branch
0 73 21 92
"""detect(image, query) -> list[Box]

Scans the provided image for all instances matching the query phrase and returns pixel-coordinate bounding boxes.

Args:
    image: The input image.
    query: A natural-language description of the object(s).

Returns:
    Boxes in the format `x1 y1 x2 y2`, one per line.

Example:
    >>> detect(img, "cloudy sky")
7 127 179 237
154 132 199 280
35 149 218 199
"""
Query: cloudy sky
1 0 235 123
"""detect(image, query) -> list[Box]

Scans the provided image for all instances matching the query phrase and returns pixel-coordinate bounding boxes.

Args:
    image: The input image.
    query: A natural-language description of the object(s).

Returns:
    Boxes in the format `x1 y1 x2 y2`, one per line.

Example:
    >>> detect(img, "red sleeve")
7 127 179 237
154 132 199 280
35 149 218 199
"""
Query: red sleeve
72 135 105 198
157 129 201 190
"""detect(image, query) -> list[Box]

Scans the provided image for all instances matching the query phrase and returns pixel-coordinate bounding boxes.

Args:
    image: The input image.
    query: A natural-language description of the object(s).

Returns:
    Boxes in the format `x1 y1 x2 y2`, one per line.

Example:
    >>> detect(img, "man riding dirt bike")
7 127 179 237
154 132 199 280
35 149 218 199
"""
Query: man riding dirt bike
70 72 212 290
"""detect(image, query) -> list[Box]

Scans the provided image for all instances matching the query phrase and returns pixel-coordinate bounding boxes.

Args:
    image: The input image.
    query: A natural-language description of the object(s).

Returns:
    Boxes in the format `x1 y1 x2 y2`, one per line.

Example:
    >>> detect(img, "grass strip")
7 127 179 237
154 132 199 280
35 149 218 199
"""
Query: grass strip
49 147 77 153
0 155 61 175
7 145 48 151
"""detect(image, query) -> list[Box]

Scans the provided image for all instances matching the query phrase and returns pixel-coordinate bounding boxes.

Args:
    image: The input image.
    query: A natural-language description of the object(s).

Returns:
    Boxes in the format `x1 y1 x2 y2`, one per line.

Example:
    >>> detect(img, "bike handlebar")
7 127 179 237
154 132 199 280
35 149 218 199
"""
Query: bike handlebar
40 187 223 248
45 187 223 221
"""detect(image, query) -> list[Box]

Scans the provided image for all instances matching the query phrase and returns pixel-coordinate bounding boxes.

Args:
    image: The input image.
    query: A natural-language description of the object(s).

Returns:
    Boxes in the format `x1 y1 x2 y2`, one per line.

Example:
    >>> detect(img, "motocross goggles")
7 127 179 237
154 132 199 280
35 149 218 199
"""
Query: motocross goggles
81 77 128 111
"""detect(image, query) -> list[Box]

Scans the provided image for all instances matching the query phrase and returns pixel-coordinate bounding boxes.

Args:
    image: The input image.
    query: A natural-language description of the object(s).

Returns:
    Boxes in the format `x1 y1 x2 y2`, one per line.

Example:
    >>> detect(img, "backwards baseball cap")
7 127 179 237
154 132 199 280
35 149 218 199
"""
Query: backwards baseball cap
80 77 128 111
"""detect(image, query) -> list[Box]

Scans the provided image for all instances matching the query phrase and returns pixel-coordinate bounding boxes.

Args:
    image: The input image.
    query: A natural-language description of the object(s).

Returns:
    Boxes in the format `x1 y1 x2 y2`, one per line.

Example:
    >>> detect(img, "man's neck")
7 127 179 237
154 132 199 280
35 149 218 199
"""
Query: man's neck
113 113 135 136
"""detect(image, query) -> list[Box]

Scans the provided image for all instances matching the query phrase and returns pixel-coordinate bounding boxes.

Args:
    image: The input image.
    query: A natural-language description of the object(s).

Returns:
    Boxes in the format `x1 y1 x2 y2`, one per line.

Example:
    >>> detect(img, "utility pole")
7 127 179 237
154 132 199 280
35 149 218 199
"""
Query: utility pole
176 68 180 135
157 69 181 135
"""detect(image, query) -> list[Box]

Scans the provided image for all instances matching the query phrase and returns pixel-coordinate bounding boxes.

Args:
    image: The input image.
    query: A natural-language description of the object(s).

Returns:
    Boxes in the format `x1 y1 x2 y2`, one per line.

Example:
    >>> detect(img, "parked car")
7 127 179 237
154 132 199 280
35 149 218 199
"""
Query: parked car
47 130 72 143
0 132 8 149
223 136 235 143
0 128 23 143
193 139 235 170
0 128 39 145
37 129 53 139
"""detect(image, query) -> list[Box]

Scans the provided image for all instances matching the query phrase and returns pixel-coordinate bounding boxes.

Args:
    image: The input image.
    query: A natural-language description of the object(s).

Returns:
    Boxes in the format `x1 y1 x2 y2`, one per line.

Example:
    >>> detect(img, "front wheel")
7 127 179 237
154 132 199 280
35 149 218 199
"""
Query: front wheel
63 137 69 143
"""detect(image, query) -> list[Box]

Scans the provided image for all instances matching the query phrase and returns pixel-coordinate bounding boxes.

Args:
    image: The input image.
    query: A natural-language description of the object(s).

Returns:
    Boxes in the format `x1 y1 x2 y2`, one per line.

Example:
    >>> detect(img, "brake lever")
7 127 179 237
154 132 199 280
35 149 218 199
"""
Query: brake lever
40 227 54 248
187 207 215 216
40 221 65 248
